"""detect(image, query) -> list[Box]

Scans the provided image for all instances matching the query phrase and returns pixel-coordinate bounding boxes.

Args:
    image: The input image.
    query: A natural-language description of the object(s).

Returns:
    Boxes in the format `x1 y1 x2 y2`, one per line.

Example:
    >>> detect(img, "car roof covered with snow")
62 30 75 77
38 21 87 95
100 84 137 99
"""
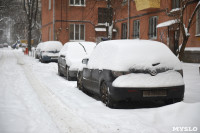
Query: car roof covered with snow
41 41 63 52
87 39 182 71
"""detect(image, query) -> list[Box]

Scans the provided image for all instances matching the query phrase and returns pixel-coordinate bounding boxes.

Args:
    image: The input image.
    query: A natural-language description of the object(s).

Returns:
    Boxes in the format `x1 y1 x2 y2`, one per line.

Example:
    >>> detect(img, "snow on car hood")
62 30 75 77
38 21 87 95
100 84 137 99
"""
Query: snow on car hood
112 70 184 88
87 40 182 71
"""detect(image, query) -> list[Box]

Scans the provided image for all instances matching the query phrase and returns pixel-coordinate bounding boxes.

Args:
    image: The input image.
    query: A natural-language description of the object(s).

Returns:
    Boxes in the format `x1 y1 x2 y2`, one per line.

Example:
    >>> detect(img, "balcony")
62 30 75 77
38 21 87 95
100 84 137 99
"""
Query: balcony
135 0 160 11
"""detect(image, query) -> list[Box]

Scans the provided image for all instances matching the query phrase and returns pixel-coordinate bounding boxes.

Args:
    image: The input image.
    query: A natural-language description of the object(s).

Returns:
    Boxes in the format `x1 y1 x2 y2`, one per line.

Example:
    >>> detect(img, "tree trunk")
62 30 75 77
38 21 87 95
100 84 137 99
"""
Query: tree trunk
28 20 32 52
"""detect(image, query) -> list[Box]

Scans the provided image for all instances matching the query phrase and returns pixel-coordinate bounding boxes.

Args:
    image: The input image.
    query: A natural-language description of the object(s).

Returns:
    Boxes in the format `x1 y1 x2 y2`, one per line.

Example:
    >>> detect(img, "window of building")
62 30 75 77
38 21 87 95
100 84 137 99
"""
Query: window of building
70 0 85 6
70 24 85 41
98 8 113 24
172 0 180 9
121 23 127 39
133 20 140 38
196 8 200 36
49 0 51 10
149 16 157 39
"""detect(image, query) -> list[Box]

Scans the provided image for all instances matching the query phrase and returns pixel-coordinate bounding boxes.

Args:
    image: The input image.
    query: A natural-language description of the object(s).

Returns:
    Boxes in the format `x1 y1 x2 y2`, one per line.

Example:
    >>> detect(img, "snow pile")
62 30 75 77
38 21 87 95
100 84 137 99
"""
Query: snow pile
113 70 184 87
87 40 182 71
41 41 63 52
170 8 181 12
59 42 96 70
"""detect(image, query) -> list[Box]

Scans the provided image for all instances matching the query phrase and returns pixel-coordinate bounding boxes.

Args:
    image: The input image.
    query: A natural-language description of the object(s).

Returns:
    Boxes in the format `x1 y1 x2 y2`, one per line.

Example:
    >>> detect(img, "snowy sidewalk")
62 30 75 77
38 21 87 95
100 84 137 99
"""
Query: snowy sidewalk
1 48 200 133
0 49 59 133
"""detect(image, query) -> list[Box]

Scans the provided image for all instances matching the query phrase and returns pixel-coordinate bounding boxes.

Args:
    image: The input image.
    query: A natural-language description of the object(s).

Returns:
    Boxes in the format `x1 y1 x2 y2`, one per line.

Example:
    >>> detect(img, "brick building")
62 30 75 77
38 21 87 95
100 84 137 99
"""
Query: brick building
41 0 200 53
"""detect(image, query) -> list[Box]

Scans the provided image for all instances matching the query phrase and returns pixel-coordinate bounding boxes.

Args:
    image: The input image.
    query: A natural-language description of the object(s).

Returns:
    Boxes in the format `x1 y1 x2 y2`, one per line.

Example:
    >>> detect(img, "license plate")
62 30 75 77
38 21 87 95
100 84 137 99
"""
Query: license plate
143 90 167 97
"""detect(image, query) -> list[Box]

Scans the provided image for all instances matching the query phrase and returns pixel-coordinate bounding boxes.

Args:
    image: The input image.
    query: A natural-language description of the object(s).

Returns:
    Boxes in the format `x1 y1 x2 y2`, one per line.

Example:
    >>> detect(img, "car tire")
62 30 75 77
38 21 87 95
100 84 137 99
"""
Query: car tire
66 66 72 81
100 81 115 108
77 72 83 90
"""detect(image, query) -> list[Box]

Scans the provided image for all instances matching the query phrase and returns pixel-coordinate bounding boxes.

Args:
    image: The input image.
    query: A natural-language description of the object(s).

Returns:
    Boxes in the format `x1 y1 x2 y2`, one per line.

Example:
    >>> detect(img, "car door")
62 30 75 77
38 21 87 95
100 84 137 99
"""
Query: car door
59 55 66 74
82 68 92 91
90 69 101 93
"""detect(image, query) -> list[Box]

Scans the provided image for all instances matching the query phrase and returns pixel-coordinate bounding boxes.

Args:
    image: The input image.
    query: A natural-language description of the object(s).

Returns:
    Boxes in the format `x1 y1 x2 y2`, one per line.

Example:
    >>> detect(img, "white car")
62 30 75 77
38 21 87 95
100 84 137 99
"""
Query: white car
40 41 63 63
58 41 96 80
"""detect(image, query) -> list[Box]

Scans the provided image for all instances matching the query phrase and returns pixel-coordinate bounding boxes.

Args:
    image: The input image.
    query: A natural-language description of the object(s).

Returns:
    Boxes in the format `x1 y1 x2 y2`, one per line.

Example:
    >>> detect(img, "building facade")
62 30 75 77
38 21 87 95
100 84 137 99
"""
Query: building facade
41 0 200 51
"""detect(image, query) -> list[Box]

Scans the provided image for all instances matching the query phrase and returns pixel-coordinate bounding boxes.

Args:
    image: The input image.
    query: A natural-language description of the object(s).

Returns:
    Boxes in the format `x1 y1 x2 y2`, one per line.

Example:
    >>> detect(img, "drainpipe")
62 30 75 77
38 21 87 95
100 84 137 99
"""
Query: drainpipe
53 0 55 40
127 0 130 39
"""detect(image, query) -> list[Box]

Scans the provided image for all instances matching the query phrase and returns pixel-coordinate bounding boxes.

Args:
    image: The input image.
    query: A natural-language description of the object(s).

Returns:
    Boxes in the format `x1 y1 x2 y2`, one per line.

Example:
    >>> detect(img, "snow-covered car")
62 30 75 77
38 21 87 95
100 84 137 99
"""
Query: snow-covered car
58 42 96 80
40 41 63 63
35 42 44 59
77 39 185 108
3 43 8 47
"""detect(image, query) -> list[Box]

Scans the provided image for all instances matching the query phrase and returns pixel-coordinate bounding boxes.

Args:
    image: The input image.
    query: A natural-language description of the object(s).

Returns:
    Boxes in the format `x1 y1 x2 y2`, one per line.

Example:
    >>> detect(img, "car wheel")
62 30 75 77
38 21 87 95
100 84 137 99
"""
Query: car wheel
100 82 114 108
58 65 63 76
66 66 72 81
77 72 83 90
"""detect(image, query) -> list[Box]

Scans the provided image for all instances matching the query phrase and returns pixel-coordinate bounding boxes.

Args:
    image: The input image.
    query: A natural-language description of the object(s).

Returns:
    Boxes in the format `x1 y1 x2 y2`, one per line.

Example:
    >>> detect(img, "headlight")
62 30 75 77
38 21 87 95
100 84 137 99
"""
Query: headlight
176 70 183 77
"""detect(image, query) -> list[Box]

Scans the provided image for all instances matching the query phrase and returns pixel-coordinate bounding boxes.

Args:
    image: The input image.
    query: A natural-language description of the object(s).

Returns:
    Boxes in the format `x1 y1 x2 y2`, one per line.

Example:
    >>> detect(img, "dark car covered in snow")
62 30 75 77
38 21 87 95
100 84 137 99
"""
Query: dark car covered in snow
77 40 185 108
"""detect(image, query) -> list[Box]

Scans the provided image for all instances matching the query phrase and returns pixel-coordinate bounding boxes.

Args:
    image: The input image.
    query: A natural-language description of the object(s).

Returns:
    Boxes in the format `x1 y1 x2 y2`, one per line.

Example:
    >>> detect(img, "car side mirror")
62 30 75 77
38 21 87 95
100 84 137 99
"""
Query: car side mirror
82 58 89 64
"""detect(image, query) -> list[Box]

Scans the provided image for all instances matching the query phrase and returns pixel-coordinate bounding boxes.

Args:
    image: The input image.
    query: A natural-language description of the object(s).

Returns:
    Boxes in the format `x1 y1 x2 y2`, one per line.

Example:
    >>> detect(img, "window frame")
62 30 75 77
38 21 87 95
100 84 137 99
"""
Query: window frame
196 8 200 36
121 22 127 39
69 0 86 6
133 20 140 39
149 16 158 39
172 0 180 9
69 24 85 41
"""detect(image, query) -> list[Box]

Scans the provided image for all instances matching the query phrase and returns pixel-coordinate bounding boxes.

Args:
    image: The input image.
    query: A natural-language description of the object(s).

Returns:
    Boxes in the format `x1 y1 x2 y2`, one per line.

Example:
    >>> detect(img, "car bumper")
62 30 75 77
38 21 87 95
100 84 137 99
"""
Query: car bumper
42 56 58 62
108 83 185 102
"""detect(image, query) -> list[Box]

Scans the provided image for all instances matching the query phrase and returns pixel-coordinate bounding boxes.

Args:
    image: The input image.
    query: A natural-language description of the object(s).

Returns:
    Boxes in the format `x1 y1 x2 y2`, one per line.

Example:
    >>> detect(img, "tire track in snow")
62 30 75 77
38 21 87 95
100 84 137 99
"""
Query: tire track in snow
15 53 97 133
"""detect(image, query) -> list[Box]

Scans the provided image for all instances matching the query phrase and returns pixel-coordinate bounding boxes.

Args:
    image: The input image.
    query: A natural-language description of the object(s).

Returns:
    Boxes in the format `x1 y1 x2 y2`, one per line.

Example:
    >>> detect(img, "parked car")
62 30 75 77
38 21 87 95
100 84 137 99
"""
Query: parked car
58 41 96 80
77 40 185 108
35 42 44 59
3 43 8 47
40 41 63 63
0 44 3 48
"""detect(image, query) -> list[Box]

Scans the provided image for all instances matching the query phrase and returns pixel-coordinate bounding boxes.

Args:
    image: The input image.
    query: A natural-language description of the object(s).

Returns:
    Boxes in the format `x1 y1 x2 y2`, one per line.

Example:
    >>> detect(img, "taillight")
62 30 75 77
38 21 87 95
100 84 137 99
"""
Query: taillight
112 71 124 77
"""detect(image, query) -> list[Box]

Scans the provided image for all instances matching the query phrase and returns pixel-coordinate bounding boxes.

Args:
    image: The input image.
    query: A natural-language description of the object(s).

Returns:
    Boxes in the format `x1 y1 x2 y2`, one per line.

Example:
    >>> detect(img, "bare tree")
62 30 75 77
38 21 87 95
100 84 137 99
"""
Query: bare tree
178 0 200 60
23 0 38 52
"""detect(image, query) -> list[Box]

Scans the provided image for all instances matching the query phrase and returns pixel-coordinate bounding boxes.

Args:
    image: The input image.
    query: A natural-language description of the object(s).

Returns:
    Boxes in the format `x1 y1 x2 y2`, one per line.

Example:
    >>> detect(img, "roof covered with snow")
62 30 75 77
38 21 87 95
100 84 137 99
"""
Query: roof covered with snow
87 39 182 71
157 19 179 28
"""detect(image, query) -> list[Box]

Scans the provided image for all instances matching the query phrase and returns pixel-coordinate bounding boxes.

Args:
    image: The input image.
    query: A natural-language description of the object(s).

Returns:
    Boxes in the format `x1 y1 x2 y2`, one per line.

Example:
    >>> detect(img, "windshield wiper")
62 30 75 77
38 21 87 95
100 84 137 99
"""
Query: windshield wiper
79 42 87 55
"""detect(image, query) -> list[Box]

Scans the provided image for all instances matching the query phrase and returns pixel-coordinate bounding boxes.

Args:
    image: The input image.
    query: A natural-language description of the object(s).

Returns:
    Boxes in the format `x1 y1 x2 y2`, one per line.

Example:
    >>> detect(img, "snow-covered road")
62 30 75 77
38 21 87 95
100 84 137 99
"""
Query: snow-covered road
0 48 200 133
